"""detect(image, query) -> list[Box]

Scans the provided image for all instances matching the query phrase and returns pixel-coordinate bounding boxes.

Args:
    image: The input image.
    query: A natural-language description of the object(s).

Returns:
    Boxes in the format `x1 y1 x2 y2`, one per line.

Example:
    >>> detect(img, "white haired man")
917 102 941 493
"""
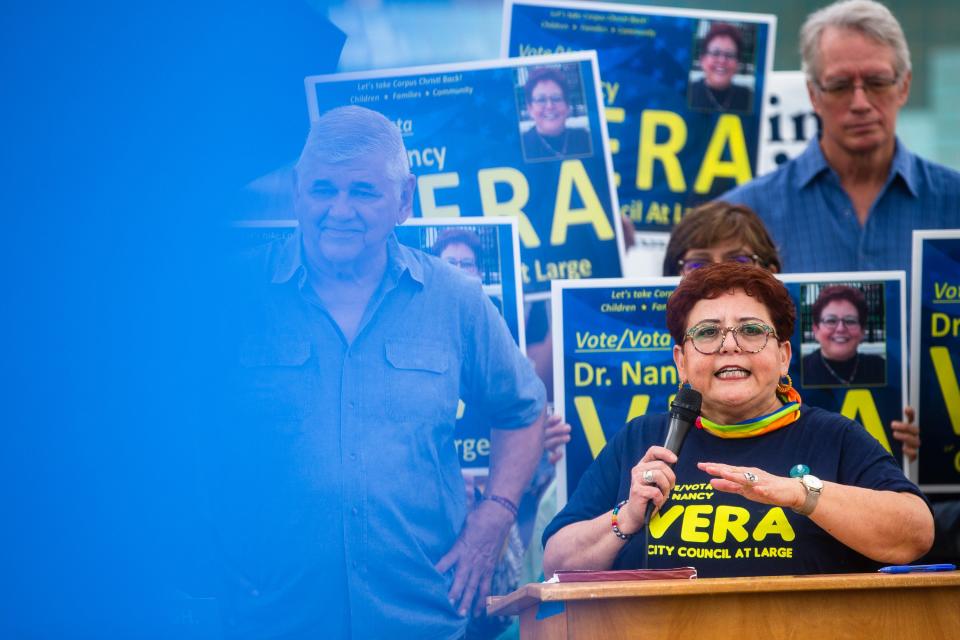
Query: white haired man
217 105 546 639
723 0 960 276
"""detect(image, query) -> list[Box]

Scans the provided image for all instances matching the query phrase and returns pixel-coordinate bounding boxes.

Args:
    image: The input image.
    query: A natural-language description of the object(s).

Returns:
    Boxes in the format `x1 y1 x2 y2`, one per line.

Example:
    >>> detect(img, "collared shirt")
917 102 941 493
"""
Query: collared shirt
216 231 545 640
722 139 960 276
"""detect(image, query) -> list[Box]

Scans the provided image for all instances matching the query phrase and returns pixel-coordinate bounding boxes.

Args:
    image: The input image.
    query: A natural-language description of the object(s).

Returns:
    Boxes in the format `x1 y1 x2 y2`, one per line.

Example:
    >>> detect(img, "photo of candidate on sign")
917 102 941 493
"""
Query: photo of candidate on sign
503 0 776 233
687 20 757 115
800 282 888 388
779 272 906 463
517 64 594 162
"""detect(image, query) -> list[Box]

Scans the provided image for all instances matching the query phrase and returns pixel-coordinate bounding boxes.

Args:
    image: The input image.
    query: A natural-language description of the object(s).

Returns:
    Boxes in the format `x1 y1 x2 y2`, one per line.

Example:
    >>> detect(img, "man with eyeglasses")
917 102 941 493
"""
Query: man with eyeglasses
722 0 960 277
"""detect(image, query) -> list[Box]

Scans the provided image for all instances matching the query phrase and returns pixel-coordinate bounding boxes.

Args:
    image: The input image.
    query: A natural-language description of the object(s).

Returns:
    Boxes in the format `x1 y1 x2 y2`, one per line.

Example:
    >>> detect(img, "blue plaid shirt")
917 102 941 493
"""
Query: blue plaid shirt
723 139 960 277
217 231 545 640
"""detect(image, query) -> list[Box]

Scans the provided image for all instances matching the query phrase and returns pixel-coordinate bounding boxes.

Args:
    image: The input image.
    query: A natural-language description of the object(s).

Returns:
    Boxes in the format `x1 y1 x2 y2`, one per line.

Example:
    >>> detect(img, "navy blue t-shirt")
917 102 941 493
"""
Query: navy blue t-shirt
544 406 927 577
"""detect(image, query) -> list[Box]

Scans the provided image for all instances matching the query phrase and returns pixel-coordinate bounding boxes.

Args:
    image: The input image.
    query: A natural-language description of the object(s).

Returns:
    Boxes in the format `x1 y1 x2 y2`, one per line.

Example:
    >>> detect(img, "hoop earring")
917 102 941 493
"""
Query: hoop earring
777 374 793 395
678 380 687 394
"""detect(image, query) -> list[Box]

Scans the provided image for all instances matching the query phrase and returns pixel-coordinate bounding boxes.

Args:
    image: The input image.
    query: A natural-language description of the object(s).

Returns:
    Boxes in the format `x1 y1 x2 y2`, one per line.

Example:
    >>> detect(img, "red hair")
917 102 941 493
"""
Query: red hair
811 284 868 326
666 263 795 344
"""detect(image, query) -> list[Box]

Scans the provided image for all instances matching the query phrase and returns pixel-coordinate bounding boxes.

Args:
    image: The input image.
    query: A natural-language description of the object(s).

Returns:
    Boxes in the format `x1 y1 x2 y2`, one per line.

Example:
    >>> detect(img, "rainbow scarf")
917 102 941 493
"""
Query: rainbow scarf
696 387 802 439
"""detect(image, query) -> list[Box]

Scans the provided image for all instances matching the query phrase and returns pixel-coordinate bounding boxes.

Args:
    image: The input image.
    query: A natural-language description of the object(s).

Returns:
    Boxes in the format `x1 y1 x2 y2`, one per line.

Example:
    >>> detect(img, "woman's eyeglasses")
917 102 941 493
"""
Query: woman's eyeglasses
817 315 860 329
530 95 566 106
684 321 777 355
444 257 478 270
677 254 760 274
704 49 738 62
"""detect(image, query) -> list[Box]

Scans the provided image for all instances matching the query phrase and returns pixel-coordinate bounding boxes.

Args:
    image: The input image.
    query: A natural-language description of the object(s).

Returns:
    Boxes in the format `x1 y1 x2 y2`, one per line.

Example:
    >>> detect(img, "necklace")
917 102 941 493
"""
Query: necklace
535 130 569 157
703 85 733 110
819 350 859 385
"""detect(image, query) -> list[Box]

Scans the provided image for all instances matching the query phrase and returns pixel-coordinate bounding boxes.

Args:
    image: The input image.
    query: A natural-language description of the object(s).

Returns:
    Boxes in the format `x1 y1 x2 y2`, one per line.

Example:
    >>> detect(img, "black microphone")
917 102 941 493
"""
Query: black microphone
644 387 702 523
663 387 702 456
641 387 702 569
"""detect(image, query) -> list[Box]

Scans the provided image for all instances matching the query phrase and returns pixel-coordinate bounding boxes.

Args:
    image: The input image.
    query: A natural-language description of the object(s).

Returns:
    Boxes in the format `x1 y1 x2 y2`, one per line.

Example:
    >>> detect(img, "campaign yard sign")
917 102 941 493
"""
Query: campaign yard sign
503 0 776 234
306 51 624 299
911 230 960 491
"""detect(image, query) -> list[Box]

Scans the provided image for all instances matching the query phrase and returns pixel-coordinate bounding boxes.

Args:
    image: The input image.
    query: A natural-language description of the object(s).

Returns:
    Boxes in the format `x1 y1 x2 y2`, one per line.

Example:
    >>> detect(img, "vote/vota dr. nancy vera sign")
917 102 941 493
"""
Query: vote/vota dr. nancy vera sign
779 272 909 465
552 278 680 504
911 230 960 491
503 0 776 233
305 52 624 299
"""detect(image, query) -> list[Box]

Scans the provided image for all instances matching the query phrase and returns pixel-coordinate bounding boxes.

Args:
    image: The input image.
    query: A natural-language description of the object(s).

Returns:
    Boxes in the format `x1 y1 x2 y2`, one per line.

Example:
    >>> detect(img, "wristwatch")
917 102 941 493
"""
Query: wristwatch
792 474 823 516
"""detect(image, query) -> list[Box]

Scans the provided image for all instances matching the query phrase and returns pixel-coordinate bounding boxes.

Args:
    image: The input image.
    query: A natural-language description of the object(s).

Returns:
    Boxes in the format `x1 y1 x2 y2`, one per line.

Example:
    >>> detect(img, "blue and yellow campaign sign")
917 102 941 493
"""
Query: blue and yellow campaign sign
305 52 624 298
553 272 907 504
780 272 908 464
911 231 960 490
552 278 679 503
503 0 776 233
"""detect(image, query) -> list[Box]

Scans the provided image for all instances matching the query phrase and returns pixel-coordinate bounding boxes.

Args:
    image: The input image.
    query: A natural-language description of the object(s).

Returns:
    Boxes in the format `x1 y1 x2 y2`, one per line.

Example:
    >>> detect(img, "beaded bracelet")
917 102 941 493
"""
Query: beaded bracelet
485 494 519 519
611 499 632 541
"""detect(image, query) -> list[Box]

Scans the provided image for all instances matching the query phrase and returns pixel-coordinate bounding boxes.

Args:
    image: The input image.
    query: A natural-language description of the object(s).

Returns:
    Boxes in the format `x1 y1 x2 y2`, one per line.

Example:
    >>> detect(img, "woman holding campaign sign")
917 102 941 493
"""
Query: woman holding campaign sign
519 66 592 161
802 284 886 387
543 263 932 577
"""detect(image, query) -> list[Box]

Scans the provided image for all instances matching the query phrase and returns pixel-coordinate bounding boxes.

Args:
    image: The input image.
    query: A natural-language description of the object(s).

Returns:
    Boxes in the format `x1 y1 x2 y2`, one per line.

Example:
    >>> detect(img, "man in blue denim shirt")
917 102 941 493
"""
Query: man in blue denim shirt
216 106 546 639
723 0 960 278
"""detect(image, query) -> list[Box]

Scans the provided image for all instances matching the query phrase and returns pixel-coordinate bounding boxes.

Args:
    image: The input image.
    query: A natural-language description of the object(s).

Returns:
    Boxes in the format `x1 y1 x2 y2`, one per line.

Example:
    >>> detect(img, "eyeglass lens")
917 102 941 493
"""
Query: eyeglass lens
819 315 859 328
705 49 737 61
681 254 757 273
687 322 772 354
531 96 565 106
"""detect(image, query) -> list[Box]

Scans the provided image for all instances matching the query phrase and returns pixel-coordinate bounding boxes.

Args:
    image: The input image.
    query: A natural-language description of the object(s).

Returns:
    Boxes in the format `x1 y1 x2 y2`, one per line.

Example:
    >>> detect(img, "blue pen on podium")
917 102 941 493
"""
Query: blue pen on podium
878 563 957 574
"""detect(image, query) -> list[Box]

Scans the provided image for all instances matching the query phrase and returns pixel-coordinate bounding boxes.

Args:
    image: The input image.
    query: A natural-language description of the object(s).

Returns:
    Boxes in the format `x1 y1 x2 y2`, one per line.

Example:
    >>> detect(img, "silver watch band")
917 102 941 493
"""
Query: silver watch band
791 476 821 516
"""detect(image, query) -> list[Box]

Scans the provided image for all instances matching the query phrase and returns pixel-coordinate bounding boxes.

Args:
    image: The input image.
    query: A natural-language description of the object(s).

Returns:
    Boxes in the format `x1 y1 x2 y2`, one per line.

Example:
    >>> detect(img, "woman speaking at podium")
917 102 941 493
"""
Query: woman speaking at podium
543 263 932 577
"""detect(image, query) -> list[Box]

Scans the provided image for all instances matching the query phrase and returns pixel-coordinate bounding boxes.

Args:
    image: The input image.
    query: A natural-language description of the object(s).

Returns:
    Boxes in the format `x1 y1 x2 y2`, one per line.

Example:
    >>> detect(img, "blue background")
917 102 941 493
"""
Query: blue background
5 2 344 636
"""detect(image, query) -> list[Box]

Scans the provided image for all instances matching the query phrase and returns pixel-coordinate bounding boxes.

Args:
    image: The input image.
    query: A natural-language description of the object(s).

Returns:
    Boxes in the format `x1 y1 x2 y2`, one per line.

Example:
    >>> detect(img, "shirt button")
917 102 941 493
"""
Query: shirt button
348 401 356 410
349 453 357 461
251 589 260 597
352 507 359 516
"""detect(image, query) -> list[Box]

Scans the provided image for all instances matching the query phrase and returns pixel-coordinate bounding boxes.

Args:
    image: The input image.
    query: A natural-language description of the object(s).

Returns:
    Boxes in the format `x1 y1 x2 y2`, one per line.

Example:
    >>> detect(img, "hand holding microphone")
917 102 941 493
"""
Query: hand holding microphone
635 388 703 527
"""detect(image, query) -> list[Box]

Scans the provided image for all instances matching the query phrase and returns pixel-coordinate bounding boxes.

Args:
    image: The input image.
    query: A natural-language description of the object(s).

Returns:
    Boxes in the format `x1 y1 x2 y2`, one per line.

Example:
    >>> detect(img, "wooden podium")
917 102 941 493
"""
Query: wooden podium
487 572 960 639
